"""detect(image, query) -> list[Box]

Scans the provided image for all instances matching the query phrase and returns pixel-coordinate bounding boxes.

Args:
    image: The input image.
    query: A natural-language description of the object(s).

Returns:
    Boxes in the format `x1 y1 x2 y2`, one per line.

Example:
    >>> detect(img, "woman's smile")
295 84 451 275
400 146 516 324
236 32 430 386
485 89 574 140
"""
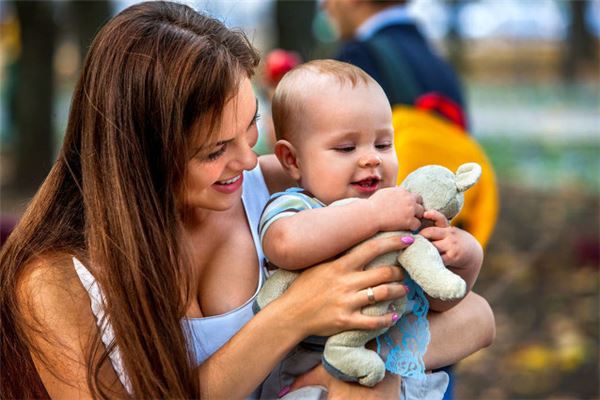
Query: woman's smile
212 173 244 193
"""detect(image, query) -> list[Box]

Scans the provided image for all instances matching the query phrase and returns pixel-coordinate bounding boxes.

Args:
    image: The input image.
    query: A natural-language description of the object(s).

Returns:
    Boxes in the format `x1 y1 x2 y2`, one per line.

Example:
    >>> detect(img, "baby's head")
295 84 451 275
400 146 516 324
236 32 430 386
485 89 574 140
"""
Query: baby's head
271 59 397 205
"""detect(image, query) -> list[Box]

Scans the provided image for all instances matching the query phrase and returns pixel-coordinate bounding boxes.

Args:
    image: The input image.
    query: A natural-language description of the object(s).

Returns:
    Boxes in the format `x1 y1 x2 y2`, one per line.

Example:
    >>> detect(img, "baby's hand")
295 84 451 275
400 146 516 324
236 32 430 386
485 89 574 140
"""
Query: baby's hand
368 187 424 232
420 210 482 269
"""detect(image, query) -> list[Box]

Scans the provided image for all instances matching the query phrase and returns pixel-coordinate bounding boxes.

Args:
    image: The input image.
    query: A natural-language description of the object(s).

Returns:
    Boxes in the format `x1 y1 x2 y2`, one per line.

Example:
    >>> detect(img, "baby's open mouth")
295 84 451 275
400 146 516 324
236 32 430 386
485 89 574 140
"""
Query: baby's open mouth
351 177 380 190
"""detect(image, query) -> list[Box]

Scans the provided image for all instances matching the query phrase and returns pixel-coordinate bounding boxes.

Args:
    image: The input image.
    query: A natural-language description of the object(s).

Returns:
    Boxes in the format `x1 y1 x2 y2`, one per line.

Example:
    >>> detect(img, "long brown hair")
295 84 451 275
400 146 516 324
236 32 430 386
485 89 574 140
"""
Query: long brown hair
0 2 259 398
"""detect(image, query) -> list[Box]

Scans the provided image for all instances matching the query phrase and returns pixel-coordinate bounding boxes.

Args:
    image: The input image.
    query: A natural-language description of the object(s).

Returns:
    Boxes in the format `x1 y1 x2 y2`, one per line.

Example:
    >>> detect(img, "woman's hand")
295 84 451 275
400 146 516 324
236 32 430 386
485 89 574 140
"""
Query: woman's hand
278 234 412 338
285 364 401 400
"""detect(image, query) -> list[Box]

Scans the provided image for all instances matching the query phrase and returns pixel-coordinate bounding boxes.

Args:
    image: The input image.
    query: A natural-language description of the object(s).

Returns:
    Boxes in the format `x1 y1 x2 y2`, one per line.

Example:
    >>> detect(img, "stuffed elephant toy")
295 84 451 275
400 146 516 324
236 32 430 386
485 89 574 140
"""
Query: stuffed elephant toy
254 163 482 387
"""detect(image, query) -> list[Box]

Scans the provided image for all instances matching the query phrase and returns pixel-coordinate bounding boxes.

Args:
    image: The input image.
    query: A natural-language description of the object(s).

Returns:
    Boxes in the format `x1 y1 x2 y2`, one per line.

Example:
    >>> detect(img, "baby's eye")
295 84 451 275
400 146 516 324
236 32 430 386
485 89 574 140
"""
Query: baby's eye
334 145 355 153
375 142 392 150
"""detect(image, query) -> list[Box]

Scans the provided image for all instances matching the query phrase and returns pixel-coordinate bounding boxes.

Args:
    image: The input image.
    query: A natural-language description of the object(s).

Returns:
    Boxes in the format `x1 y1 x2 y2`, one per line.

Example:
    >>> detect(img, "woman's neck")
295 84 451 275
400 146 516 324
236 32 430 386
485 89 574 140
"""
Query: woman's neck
181 204 230 231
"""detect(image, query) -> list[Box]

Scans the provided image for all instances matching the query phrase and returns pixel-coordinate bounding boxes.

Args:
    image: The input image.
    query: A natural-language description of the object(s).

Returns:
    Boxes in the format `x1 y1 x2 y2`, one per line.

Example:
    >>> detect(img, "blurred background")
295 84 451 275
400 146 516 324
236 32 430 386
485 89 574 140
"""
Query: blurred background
0 0 598 398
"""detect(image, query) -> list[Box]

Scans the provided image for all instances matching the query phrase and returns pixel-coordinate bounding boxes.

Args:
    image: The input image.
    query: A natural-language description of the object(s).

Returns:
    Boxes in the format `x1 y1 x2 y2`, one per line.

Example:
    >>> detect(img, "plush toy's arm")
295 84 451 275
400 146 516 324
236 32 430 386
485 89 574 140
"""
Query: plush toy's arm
421 226 483 312
262 199 381 270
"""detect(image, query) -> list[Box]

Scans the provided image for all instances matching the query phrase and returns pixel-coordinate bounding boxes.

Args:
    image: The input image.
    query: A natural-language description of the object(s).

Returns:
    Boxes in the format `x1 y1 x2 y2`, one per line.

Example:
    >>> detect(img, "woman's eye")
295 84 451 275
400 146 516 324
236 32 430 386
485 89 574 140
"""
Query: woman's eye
204 144 227 162
334 146 355 153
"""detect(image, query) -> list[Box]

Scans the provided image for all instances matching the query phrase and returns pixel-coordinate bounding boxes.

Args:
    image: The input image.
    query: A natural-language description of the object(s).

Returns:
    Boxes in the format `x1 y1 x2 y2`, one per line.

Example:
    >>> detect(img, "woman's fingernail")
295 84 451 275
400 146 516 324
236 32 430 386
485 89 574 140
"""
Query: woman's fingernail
403 284 410 293
392 313 400 323
401 236 414 244
278 386 291 398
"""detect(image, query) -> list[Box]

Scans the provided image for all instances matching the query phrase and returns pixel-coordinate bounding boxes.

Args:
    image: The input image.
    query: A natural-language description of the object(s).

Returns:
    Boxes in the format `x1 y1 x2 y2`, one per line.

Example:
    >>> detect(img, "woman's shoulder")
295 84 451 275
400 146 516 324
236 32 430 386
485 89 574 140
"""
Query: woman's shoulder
17 253 91 328
258 154 295 194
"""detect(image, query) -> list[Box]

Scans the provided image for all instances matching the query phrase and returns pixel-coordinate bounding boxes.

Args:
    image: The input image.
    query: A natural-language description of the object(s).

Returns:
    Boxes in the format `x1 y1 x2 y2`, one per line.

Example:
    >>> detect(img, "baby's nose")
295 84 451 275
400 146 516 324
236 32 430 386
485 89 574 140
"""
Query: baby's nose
358 153 382 168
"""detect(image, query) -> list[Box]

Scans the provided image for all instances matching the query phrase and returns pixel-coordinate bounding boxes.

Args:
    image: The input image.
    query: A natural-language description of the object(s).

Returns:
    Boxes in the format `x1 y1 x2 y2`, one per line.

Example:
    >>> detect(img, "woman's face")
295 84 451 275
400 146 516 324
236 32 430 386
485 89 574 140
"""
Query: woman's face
182 78 259 212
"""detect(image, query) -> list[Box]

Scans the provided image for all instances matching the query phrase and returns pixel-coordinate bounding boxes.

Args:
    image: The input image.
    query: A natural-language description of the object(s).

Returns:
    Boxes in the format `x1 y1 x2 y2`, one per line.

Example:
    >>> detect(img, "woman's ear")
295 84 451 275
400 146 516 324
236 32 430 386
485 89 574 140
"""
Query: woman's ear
274 140 301 181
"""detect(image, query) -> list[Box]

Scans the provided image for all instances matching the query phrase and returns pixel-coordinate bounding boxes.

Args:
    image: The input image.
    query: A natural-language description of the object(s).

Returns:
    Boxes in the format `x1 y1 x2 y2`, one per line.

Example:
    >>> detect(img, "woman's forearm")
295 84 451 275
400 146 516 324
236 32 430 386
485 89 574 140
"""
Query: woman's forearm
424 291 495 370
197 297 305 399
198 234 413 398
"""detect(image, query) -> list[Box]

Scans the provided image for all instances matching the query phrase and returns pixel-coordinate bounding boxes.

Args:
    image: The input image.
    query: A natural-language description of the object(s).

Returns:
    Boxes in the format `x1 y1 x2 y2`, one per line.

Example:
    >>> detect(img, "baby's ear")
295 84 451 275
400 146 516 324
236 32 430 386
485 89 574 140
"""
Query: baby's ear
455 163 482 192
274 140 301 181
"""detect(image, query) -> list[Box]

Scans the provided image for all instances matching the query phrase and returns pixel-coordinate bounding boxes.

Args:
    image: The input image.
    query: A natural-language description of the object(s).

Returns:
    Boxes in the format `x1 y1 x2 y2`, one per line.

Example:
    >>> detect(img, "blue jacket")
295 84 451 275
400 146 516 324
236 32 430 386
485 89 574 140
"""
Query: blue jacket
335 22 467 116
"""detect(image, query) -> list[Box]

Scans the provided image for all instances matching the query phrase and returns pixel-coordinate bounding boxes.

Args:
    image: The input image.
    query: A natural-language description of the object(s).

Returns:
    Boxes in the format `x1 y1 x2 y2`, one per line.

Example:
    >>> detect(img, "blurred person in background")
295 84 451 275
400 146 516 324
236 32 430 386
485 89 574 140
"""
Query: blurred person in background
322 0 468 128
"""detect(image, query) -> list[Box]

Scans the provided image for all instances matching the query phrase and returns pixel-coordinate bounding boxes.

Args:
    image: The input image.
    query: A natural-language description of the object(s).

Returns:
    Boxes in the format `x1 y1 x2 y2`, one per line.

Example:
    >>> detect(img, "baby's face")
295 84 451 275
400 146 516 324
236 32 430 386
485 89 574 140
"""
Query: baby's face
294 79 397 205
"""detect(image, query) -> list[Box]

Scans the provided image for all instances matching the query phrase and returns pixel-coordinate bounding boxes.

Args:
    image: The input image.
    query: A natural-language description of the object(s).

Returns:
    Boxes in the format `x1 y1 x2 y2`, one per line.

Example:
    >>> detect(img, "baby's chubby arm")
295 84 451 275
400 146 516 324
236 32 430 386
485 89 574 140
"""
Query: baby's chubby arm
262 187 424 270
420 210 484 312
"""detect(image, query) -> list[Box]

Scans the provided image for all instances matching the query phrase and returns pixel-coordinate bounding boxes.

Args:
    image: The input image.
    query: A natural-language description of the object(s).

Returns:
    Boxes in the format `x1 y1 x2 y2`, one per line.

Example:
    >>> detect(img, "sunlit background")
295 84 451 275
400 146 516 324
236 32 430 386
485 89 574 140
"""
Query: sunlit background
0 1 598 398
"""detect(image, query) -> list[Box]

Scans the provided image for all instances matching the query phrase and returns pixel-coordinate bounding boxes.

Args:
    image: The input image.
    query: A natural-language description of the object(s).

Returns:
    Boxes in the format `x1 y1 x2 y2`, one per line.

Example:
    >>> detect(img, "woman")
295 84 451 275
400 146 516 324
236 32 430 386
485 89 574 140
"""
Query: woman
0 2 494 399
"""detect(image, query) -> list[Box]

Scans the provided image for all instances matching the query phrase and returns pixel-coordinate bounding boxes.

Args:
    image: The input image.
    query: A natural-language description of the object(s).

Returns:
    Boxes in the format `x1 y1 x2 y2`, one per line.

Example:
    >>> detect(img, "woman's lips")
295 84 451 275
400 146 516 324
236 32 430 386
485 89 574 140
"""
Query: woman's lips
212 174 243 194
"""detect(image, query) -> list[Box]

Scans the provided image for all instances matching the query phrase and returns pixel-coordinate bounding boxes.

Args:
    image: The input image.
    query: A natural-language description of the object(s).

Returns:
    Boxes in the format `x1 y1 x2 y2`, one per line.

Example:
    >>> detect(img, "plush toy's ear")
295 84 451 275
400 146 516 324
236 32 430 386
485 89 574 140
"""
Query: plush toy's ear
274 140 301 181
455 163 482 192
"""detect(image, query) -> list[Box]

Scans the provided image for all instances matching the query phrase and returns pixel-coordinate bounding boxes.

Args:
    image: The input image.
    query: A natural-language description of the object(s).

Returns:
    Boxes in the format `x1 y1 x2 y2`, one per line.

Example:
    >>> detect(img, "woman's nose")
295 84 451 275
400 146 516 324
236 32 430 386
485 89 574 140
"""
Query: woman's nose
233 142 258 171
358 153 382 168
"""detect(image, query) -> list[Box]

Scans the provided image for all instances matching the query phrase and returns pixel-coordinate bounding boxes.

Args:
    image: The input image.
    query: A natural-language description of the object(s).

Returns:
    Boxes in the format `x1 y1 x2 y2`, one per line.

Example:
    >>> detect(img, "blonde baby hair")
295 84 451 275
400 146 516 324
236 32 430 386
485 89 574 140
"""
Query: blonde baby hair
271 59 378 142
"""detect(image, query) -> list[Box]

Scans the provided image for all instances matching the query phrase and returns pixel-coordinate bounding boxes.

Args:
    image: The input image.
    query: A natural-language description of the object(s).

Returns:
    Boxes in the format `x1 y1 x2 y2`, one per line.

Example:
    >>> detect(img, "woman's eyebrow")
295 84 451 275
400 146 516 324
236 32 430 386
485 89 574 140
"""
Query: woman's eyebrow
214 98 258 145
197 98 259 150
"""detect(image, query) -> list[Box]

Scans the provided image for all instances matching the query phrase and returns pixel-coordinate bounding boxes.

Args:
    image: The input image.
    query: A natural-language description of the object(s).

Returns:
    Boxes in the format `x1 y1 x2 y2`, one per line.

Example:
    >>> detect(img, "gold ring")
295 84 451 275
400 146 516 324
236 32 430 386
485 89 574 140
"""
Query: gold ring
367 287 376 304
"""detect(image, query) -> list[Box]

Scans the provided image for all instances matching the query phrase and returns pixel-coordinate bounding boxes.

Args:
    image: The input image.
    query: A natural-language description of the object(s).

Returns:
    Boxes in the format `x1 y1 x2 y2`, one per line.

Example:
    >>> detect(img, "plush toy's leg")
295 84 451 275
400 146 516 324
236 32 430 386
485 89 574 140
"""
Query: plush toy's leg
323 328 387 387
398 235 466 300
253 270 299 313
322 302 390 387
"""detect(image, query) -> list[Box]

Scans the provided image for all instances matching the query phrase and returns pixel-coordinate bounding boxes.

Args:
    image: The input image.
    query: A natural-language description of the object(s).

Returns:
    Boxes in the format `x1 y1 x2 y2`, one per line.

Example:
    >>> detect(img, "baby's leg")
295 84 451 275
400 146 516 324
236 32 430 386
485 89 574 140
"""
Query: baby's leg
260 344 323 400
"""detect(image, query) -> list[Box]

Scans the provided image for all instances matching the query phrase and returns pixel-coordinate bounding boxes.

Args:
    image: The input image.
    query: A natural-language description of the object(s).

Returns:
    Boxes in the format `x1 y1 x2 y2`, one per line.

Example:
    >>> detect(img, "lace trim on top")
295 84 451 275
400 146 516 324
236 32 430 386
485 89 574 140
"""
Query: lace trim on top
376 275 430 380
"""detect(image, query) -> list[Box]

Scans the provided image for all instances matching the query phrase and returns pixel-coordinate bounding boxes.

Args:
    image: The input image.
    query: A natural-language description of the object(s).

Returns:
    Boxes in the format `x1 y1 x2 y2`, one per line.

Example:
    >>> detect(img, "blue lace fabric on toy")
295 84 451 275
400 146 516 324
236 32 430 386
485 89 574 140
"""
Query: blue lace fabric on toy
376 275 430 380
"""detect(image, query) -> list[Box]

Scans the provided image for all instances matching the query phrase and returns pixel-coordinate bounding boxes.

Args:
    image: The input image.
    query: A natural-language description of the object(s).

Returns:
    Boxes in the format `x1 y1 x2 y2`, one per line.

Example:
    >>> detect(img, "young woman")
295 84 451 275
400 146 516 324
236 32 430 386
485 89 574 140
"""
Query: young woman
0 2 494 399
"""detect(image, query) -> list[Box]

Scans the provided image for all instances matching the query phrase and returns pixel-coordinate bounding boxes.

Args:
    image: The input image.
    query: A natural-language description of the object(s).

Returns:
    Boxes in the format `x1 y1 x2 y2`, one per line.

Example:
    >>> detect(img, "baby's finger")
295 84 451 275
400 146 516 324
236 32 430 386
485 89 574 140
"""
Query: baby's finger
408 216 422 232
414 203 425 219
420 226 448 241
342 234 413 271
423 210 449 227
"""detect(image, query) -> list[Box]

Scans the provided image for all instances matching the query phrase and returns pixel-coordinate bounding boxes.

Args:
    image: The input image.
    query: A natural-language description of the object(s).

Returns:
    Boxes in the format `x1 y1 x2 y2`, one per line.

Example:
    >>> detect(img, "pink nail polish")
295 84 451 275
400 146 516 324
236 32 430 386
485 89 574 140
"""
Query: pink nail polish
401 236 414 244
278 386 291 398
403 284 410 293
392 313 399 323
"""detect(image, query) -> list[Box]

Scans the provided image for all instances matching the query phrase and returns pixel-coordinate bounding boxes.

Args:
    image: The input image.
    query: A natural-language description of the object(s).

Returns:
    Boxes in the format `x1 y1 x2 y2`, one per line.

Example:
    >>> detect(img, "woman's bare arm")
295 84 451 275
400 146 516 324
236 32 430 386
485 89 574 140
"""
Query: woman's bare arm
17 258 128 399
424 291 495 370
19 236 409 399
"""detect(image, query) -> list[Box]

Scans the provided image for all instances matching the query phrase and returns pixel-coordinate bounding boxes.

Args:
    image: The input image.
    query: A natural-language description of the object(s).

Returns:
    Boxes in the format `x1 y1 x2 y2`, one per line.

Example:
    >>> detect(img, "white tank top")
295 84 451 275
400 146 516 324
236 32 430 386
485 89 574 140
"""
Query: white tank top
73 165 270 396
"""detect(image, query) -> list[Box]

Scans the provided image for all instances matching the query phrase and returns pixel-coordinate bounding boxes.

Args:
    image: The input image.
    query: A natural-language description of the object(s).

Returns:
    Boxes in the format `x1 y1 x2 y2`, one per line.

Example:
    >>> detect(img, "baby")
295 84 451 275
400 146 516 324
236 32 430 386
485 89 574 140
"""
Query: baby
258 60 483 399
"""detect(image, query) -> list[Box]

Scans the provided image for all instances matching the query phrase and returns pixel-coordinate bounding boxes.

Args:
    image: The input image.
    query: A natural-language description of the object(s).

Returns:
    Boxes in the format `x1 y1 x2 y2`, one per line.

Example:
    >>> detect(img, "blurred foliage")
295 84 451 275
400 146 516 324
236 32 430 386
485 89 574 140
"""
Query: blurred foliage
456 181 599 398
480 137 600 193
